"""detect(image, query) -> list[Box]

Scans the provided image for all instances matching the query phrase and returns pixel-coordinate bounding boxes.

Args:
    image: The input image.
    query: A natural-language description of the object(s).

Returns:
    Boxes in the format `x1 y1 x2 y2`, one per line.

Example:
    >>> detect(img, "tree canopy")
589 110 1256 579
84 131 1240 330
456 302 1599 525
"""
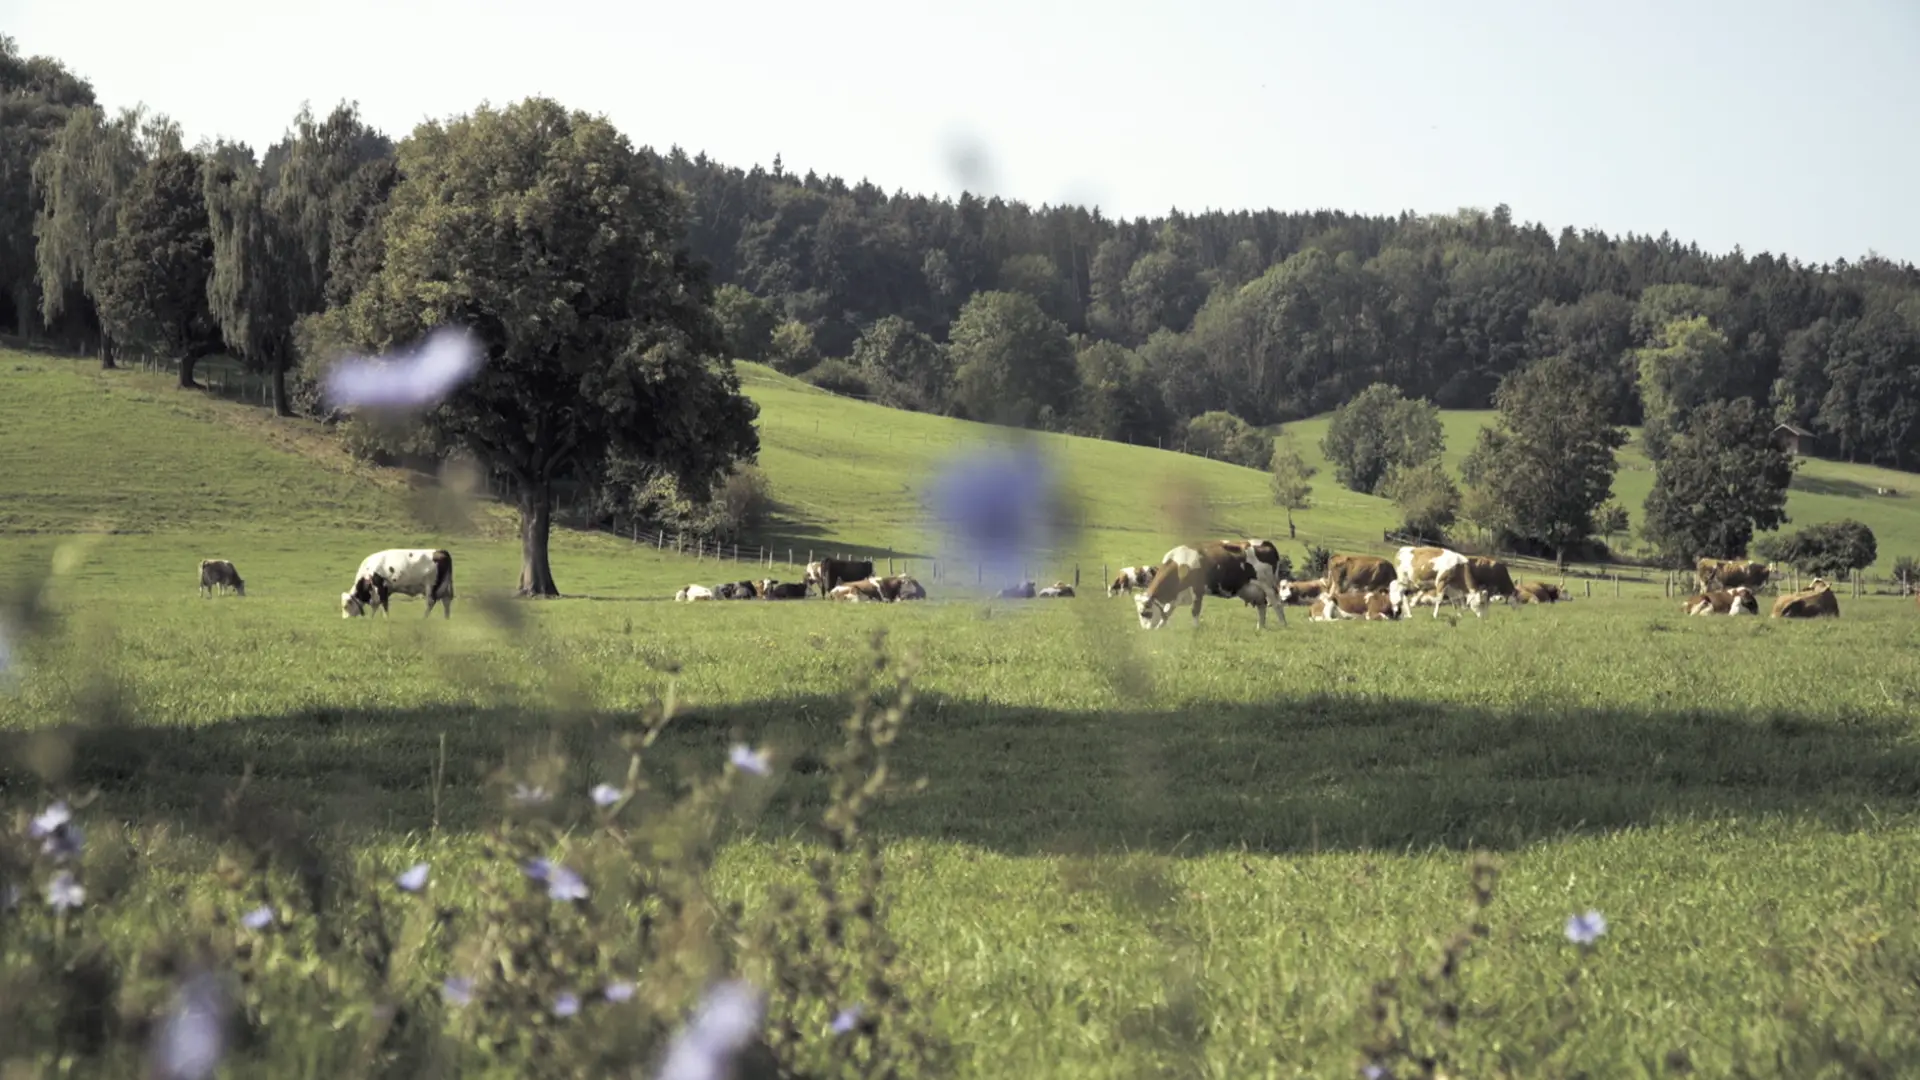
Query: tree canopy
1641 397 1795 564
1321 384 1446 495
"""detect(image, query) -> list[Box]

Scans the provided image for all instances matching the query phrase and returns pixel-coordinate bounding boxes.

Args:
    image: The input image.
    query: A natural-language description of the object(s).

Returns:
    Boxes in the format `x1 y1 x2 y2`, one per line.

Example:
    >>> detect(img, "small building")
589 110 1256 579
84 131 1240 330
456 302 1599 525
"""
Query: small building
1771 423 1815 457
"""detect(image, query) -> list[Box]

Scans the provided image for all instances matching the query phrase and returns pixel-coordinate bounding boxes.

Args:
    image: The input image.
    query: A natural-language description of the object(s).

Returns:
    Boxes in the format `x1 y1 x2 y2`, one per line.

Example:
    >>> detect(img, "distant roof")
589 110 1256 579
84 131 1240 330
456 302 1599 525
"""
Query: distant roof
1772 423 1816 438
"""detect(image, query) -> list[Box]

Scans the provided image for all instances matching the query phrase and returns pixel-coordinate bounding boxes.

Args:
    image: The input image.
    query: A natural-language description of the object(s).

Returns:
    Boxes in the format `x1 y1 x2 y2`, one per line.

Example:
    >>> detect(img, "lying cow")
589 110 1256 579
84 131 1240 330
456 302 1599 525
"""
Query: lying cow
1108 566 1155 597
806 558 875 598
199 558 245 598
1037 582 1075 598
1133 539 1285 630
1274 579 1326 605
1685 586 1758 616
675 584 717 602
1513 581 1563 605
342 548 454 618
757 580 810 600
873 575 927 601
1771 578 1839 619
714 581 759 600
830 579 886 602
1696 557 1774 595
998 581 1037 599
1307 589 1401 621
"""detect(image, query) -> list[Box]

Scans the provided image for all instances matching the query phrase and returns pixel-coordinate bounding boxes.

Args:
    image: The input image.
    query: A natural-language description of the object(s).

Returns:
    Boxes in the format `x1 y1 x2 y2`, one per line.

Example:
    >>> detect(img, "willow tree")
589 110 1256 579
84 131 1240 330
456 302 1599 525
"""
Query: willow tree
345 97 760 596
29 105 154 366
91 148 218 387
0 36 96 338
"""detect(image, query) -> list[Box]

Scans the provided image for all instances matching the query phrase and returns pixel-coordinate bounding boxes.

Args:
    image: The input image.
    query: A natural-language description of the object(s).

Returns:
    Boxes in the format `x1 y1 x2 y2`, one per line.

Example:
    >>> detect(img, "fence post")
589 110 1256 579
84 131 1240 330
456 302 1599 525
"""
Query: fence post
1103 563 1109 590
1614 573 1620 598
1584 579 1592 598
888 557 894 575
1073 564 1080 588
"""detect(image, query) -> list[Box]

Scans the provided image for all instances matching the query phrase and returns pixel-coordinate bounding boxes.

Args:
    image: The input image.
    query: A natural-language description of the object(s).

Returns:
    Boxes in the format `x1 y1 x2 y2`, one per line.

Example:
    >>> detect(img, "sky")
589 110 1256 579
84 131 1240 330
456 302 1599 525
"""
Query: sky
10 0 1920 266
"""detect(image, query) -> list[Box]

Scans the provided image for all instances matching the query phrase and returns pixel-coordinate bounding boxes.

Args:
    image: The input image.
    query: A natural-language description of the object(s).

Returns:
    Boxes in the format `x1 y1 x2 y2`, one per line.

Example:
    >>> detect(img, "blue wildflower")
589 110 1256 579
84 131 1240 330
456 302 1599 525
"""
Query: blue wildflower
149 970 227 1080
40 821 83 862
591 783 624 807
553 991 581 1018
522 857 552 882
395 862 429 893
29 800 70 838
604 980 636 1003
830 1003 864 1034
45 871 84 910
728 744 770 777
1565 909 1608 945
926 444 1059 590
442 976 473 1007
1363 1065 1391 1080
241 906 273 930
657 979 765 1080
546 864 589 902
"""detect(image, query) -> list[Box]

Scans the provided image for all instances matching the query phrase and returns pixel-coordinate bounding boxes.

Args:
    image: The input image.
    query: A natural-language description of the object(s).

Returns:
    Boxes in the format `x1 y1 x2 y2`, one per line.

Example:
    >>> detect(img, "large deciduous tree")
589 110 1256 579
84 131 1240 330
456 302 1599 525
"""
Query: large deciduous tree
92 147 218 386
345 96 760 596
29 105 157 366
948 290 1075 428
1320 382 1445 494
1633 315 1734 462
1461 355 1627 565
0 36 96 338
1641 397 1794 565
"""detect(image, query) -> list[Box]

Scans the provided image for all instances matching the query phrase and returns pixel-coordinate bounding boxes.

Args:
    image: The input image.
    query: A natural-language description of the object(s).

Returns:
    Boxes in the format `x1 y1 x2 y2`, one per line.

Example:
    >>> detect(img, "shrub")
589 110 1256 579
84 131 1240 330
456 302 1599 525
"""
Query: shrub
1766 519 1878 579
1302 544 1333 578
801 359 873 399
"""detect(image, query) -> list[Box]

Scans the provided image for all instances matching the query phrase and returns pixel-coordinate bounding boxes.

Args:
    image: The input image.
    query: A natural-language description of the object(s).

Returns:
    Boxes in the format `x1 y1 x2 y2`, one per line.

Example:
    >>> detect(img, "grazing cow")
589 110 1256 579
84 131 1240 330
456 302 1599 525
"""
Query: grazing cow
1771 578 1839 619
1513 581 1563 605
805 559 876 598
1274 579 1327 605
341 548 454 618
198 559 245 597
1397 545 1468 596
830 579 886 602
1684 586 1759 616
1133 540 1285 630
1325 554 1397 595
675 584 717 602
873 575 927 602
1426 555 1516 618
998 581 1037 599
1108 566 1156 597
758 580 810 600
1037 582 1075 598
1695 557 1774 594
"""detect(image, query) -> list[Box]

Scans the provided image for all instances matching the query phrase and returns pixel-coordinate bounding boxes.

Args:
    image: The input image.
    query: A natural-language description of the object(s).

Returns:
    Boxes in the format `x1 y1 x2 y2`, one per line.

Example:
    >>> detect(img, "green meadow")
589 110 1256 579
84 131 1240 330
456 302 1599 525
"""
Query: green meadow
6 347 1920 1076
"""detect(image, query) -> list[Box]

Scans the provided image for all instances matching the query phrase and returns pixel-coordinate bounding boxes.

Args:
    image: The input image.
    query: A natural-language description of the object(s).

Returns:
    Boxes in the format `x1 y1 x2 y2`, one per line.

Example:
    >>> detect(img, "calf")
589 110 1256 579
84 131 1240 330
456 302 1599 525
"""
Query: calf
198 558 245 597
806 558 876 597
1684 586 1758 616
675 584 717 602
1771 578 1839 619
1037 582 1075 598
1133 540 1284 630
1309 589 1401 622
342 548 454 618
757 580 810 600
830 579 886 602
1108 566 1156 597
1273 579 1326 605
1513 581 1563 605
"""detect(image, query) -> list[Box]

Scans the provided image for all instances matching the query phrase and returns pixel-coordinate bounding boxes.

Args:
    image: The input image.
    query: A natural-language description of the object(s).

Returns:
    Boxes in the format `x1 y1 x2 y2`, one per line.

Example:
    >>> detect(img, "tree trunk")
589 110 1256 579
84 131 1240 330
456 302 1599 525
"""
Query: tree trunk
99 336 116 371
177 353 201 389
271 363 292 418
1286 510 1296 539
518 480 559 597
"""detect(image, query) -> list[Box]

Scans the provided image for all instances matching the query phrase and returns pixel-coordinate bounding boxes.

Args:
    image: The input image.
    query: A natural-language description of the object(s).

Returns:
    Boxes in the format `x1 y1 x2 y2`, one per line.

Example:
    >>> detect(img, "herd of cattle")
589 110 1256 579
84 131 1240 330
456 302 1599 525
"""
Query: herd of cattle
188 545 1843 623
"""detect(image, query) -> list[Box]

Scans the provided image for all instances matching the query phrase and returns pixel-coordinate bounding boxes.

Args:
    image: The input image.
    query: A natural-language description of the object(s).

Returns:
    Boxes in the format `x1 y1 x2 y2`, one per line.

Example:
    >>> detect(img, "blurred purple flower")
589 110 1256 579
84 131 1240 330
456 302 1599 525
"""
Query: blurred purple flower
1565 909 1608 945
512 783 552 806
442 976 474 1007
604 980 636 1003
830 1004 864 1034
322 326 483 410
241 905 274 930
150 970 227 1080
523 858 588 901
1363 1065 1391 1080
40 821 83 862
29 800 70 838
591 783 624 807
553 991 581 1018
46 871 84 910
396 862 430 893
926 444 1058 590
728 744 770 777
656 979 765 1080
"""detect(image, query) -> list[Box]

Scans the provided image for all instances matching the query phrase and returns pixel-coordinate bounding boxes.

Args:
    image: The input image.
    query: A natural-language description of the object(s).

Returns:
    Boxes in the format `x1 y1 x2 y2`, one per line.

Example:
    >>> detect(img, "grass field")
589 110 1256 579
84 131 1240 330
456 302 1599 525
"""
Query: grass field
7 347 1920 1077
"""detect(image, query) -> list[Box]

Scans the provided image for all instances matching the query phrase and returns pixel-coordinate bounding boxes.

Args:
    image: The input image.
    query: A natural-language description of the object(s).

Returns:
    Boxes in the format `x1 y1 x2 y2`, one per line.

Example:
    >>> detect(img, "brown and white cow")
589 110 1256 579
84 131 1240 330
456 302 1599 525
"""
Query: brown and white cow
1771 578 1839 619
198 558 245 597
1426 555 1516 618
806 558 876 597
1325 553 1396 595
1133 540 1285 630
1273 578 1326 606
1397 545 1468 596
1684 586 1758 616
1513 581 1563 605
1108 566 1156 597
873 575 927 601
342 548 454 618
1695 557 1775 594
1037 582 1075 598
1307 589 1402 622
830 578 886 602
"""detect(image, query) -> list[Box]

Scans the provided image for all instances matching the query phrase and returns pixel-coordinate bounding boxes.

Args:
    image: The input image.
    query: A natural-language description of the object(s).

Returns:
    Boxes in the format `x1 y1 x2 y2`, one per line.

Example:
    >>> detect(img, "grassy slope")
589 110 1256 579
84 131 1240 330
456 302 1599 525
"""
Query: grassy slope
9 350 1920 1074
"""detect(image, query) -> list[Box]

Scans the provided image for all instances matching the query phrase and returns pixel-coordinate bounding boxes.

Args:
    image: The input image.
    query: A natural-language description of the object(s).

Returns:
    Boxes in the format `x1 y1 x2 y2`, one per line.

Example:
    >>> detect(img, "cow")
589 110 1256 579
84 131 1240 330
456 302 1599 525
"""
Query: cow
198 559 245 598
1771 578 1839 619
998 581 1037 599
1397 545 1468 596
830 579 886 602
1684 586 1759 616
1037 582 1075 598
1133 540 1285 630
758 580 810 600
1695 558 1775 594
1513 581 1563 605
1108 566 1156 597
806 559 876 597
1273 578 1327 605
1324 553 1396 595
675 584 717 602
1425 555 1516 618
873 575 927 601
714 581 759 600
341 548 454 618
1308 593 1362 621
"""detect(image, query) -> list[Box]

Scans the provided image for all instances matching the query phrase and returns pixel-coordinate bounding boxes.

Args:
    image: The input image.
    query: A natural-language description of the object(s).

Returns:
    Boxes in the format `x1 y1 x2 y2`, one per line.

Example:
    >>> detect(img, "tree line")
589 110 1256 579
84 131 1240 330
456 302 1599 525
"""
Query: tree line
2 36 1913 576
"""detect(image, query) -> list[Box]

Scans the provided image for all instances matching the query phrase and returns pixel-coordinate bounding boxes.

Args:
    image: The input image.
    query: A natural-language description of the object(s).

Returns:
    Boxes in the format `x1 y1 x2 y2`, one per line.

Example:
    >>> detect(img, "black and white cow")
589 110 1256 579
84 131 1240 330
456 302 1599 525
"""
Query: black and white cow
198 559 245 597
342 548 454 618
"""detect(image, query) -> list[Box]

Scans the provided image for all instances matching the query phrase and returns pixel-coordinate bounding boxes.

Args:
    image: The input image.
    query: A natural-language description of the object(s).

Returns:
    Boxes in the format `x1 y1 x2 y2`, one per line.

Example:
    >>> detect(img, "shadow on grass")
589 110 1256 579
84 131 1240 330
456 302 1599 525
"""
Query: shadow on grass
6 688 1917 855
1791 474 1899 499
